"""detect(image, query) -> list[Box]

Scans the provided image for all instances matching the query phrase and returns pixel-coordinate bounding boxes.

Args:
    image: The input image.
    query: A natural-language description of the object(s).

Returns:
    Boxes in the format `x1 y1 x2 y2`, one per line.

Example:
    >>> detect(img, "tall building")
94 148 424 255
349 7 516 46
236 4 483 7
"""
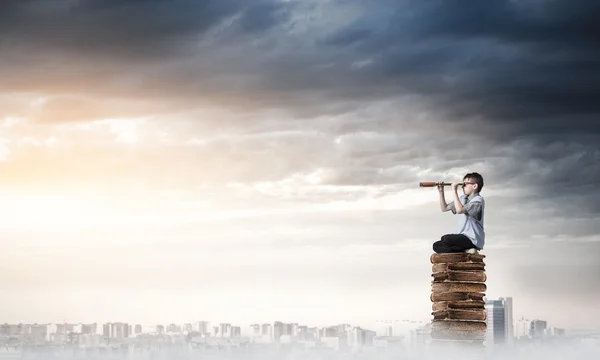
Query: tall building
261 323 272 338
167 324 181 333
112 323 130 339
250 324 261 336
81 324 98 335
102 323 129 339
197 321 210 335
103 324 110 338
219 323 231 338
410 323 431 350
385 325 394 337
231 326 241 337
156 325 164 335
273 322 284 342
29 324 49 345
500 297 514 345
347 327 365 350
530 320 547 339
515 317 531 339
183 324 193 333
485 297 514 346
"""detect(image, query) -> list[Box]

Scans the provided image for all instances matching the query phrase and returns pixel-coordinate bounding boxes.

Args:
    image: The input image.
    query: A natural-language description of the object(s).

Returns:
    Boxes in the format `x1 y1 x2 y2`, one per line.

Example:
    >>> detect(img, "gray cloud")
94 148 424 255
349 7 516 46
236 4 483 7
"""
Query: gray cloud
3 0 599 118
0 0 289 57
3 0 599 136
2 1 600 215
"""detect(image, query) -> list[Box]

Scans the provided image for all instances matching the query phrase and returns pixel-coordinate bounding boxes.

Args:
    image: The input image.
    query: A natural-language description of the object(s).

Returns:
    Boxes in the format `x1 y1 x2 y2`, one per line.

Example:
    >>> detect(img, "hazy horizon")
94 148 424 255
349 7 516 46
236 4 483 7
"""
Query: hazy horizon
1 0 599 330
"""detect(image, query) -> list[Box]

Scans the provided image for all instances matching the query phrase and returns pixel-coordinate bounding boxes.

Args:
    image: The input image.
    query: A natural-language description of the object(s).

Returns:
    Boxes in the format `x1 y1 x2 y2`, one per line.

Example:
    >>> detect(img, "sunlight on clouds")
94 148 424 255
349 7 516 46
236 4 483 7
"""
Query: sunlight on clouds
206 177 434 215
307 169 324 184
29 97 48 108
315 188 433 211
0 140 9 162
55 117 144 144
1 116 23 128
99 118 140 144
0 193 117 229
342 240 433 254
334 131 404 154
250 170 328 196
17 136 58 148
0 169 442 228
0 192 174 232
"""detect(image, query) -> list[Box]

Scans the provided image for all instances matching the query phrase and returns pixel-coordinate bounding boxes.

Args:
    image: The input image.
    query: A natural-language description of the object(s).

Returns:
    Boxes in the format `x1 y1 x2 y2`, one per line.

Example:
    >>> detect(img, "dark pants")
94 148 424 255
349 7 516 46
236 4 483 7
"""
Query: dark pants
433 234 477 254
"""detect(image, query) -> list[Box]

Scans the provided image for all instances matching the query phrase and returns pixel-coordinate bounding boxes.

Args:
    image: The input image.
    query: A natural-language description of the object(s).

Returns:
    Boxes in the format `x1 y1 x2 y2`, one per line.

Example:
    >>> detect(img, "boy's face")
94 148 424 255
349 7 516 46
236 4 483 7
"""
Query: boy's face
462 177 478 195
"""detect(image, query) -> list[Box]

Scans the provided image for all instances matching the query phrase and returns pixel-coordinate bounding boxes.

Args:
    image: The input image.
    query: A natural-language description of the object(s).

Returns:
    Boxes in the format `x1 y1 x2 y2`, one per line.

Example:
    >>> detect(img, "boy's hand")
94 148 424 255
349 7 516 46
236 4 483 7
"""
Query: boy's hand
451 182 461 191
437 182 445 192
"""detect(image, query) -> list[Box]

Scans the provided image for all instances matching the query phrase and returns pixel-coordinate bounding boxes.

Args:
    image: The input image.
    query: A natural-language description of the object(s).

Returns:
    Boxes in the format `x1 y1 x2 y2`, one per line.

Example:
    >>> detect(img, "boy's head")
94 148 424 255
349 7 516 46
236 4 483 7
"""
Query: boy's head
462 172 484 195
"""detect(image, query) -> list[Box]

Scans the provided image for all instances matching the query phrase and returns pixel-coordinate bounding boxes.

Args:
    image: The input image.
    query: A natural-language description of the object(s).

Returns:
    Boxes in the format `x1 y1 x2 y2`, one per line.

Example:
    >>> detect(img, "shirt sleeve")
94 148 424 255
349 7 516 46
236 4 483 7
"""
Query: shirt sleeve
448 201 456 214
465 199 483 221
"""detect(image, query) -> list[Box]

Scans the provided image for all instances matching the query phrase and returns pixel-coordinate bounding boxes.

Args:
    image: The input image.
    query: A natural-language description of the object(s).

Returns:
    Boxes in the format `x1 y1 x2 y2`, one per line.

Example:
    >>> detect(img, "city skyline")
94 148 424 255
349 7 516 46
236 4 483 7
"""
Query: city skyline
2 315 596 359
0 296 581 338
1 0 599 331
0 306 573 341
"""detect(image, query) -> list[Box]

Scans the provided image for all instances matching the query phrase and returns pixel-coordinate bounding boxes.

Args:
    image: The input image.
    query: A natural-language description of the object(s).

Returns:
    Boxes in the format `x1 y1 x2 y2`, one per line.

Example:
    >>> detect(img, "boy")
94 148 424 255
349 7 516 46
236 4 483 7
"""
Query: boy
433 172 485 254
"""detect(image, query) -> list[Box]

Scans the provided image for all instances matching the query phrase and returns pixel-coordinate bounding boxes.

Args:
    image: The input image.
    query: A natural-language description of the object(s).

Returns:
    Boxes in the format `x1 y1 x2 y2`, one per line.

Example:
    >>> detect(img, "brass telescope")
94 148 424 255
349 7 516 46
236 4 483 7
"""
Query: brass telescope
419 181 463 187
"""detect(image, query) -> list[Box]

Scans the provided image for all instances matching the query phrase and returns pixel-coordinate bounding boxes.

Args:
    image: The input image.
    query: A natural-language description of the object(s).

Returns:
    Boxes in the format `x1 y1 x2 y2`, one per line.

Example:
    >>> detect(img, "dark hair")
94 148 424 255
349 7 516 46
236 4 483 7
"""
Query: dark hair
464 172 484 192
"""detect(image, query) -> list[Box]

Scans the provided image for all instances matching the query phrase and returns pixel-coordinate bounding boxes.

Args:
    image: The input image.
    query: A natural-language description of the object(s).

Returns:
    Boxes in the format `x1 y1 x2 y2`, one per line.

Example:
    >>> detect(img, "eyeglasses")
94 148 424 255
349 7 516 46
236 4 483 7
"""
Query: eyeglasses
462 181 476 187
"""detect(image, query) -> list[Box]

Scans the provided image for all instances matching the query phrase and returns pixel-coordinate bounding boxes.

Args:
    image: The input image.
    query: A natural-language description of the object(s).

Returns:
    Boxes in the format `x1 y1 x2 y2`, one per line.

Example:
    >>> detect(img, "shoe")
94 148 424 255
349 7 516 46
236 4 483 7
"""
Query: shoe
465 248 479 254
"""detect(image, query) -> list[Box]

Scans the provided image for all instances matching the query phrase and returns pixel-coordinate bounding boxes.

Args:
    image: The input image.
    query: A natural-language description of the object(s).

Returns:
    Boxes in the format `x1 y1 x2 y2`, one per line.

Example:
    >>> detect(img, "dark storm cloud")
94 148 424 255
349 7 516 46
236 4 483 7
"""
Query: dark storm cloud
3 0 598 130
2 0 598 117
0 0 305 123
0 0 290 57
311 0 600 216
2 0 600 213
313 0 600 129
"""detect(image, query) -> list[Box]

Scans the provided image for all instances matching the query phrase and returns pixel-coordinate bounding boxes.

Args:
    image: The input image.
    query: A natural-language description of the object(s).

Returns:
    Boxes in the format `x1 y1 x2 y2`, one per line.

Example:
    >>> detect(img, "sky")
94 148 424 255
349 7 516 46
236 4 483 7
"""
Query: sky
1 0 599 330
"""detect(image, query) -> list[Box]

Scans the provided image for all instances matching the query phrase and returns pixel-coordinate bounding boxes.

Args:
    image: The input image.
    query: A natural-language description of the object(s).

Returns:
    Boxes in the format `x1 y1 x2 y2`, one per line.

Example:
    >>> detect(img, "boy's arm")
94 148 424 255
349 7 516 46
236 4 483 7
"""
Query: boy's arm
439 186 452 212
451 198 483 217
452 187 466 214
450 185 483 218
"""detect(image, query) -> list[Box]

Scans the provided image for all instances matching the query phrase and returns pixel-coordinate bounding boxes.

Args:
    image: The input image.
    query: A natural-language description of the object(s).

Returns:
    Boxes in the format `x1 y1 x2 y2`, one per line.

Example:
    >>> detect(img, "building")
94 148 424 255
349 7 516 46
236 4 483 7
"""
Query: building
156 325 164 335
273 322 284 342
501 297 514 345
219 323 232 338
530 320 547 339
197 321 210 335
250 324 261 336
103 323 130 340
29 324 49 345
485 297 514 346
80 324 98 335
545 327 565 338
515 317 531 339
410 323 431 349
261 323 272 338
231 326 241 337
